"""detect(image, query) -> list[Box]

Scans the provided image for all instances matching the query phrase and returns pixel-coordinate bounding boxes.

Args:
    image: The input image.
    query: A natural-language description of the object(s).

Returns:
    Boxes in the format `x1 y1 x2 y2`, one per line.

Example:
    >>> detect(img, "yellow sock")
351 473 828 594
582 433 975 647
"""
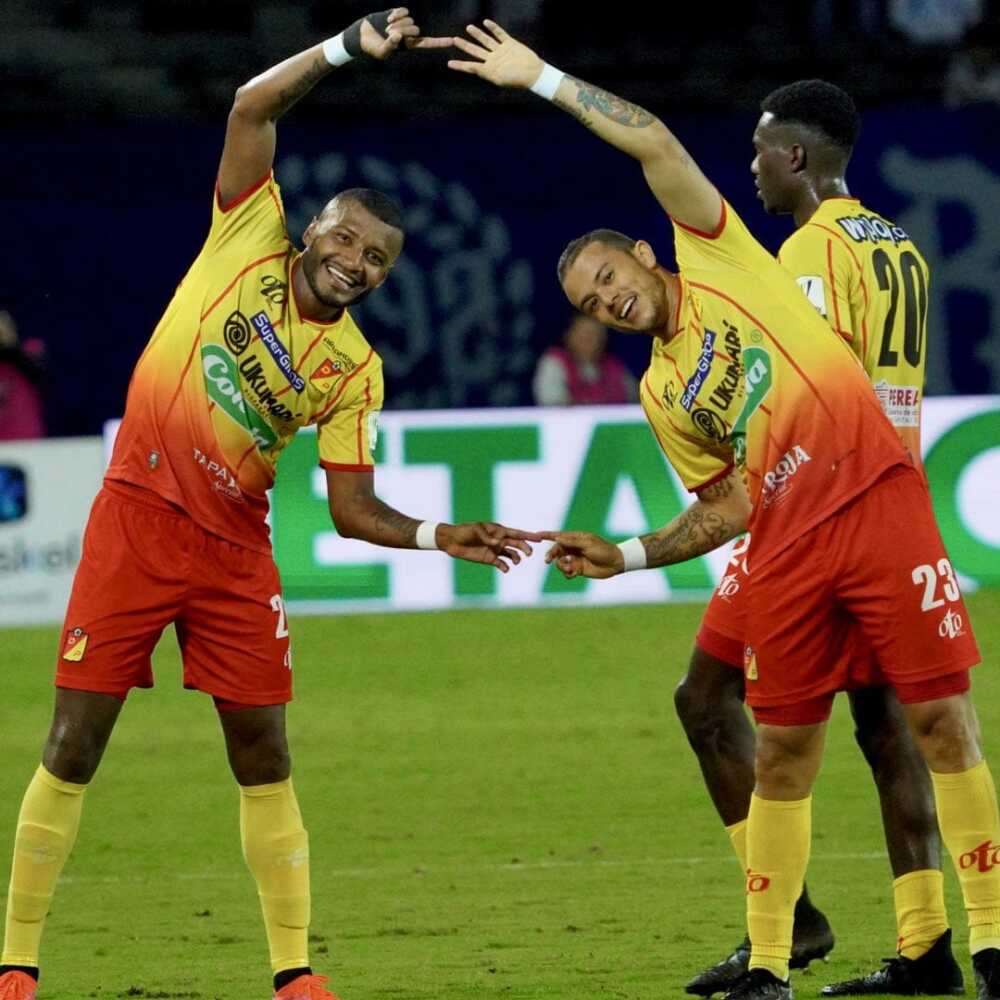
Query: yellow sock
726 819 749 873
894 870 948 959
240 778 311 975
2 765 86 967
746 794 811 982
932 761 1000 954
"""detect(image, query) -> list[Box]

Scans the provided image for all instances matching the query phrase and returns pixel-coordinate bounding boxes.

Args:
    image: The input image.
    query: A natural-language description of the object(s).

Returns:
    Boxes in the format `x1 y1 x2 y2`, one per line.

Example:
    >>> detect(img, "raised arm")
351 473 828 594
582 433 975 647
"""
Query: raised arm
448 20 722 233
325 469 539 573
219 8 448 206
542 467 751 579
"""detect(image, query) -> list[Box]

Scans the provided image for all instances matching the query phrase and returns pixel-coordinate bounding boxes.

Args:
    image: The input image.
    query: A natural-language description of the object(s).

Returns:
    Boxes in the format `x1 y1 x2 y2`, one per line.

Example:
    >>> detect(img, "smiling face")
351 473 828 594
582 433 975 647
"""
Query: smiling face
300 197 404 309
561 240 670 334
750 112 801 216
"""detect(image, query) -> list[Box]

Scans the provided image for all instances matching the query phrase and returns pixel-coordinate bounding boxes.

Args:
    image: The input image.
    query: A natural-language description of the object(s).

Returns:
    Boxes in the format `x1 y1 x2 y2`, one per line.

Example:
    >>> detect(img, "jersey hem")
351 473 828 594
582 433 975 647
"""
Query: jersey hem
320 461 374 472
690 462 735 494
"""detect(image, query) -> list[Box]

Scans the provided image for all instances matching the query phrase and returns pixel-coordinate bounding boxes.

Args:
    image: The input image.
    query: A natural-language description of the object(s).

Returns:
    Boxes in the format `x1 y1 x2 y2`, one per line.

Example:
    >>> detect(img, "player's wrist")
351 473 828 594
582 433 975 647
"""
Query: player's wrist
326 9 394 65
616 537 647 573
416 520 441 551
322 33 352 67
529 61 565 100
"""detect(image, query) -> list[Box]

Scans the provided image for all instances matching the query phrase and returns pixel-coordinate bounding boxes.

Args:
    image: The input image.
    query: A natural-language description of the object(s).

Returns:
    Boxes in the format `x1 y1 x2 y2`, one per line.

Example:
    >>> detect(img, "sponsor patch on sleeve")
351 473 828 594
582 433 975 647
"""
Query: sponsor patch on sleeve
873 380 921 428
796 275 828 318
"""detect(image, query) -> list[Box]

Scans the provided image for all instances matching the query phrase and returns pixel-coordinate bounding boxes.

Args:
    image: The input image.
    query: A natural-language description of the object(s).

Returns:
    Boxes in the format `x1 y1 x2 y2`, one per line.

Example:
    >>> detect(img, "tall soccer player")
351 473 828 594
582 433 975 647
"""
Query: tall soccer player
0 10 535 1000
681 80 961 997
448 22 1000 1000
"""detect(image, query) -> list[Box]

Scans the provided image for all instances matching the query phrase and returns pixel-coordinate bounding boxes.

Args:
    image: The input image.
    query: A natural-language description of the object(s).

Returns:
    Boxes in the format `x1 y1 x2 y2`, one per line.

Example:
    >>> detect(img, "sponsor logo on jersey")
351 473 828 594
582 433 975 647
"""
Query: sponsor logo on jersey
224 310 252 355
960 840 1000 872
873 381 921 428
62 627 88 662
681 328 717 411
836 214 910 246
663 381 677 409
796 275 828 318
761 445 812 509
731 346 772 465
259 274 288 306
192 447 244 503
250 311 305 393
939 608 966 639
707 325 743 411
238 357 295 422
692 408 728 441
367 412 380 452
201 345 277 450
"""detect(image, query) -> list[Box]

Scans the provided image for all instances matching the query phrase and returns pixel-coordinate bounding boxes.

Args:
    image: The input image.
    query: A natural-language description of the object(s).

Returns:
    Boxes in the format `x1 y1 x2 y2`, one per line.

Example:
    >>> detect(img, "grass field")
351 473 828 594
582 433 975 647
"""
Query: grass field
2 592 999 999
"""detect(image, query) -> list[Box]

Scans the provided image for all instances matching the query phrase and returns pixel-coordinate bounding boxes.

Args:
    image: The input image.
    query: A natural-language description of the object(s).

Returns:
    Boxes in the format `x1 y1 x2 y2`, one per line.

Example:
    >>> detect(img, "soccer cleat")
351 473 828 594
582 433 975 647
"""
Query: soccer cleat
686 923 834 996
973 948 1000 1000
0 972 37 1000
722 968 793 1000
820 929 964 996
273 973 340 1000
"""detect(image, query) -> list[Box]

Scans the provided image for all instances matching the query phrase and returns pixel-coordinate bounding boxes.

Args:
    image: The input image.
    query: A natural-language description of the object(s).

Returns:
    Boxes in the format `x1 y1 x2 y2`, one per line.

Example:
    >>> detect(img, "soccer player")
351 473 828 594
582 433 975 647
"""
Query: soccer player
448 22 1000 1000
680 80 960 997
0 10 534 1000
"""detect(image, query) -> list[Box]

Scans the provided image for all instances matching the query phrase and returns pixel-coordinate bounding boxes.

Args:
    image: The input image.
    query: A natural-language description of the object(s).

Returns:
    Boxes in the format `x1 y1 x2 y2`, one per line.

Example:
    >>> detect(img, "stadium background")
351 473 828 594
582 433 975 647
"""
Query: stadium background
2 3 1000 997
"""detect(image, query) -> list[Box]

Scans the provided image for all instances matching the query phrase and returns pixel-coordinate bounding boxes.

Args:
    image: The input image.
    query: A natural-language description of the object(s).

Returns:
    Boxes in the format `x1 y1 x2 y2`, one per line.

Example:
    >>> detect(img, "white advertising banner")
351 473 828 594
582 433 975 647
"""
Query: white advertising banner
0 437 104 626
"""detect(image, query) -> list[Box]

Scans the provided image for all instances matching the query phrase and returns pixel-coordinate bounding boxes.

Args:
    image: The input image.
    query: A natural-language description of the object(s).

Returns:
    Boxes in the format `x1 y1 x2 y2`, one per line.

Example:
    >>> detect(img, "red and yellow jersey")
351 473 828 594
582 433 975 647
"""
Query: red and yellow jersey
640 200 911 569
106 172 383 554
778 197 929 465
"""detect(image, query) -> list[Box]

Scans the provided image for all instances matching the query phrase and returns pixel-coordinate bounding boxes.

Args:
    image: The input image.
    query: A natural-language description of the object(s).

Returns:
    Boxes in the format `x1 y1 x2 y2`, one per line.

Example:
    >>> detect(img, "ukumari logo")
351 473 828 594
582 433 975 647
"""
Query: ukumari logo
959 840 1000 872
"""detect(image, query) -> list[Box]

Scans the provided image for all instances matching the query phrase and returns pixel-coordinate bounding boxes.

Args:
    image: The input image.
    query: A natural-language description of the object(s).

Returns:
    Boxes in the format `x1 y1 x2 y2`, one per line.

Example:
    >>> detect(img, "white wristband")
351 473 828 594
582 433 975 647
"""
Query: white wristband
617 537 647 572
416 520 440 551
322 33 352 67
530 62 565 101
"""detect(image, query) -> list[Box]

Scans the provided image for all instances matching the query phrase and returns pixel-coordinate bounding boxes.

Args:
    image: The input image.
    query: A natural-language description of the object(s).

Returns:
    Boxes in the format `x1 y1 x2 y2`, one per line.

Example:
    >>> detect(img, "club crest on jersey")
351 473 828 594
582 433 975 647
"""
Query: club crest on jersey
681 328 716 411
310 358 342 382
250 312 305 393
62 627 88 662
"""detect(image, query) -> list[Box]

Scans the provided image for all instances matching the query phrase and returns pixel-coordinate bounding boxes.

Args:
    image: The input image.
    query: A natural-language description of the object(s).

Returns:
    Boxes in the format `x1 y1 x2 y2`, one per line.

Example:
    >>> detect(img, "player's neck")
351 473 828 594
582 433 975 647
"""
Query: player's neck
793 176 852 228
291 256 345 324
659 270 682 341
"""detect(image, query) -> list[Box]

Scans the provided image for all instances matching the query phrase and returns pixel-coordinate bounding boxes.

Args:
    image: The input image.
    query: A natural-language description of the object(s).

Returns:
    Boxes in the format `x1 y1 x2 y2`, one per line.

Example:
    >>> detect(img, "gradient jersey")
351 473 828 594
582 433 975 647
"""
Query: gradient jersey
639 200 911 568
778 197 929 463
106 173 383 554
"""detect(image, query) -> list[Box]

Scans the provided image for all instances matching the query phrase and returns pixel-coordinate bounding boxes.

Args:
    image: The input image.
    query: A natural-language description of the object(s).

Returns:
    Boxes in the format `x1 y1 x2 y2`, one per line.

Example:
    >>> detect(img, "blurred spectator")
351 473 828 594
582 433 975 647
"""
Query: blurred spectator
533 315 638 407
0 311 47 441
945 21 1000 107
890 0 983 45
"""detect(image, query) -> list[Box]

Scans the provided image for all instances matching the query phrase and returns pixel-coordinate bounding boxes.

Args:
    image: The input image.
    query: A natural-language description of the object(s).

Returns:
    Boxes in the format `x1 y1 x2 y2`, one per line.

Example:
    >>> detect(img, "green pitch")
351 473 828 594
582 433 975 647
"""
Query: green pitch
1 591 999 999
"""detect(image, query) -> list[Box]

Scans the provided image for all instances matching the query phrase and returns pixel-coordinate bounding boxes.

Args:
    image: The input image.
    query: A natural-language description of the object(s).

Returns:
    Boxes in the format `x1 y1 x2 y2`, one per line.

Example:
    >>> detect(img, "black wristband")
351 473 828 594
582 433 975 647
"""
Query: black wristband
343 9 394 57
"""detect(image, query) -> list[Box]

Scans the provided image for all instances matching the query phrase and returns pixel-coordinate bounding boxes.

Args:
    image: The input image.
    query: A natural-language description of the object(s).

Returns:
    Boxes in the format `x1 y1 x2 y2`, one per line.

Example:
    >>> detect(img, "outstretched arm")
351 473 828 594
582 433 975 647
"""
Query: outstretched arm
543 468 750 579
219 8 449 205
448 20 722 233
325 469 540 573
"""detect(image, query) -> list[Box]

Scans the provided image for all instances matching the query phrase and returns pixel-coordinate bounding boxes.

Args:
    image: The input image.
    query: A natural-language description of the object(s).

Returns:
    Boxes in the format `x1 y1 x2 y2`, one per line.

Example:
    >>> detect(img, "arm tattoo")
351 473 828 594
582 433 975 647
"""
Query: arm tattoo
563 75 654 129
274 56 330 118
370 496 420 547
640 504 736 567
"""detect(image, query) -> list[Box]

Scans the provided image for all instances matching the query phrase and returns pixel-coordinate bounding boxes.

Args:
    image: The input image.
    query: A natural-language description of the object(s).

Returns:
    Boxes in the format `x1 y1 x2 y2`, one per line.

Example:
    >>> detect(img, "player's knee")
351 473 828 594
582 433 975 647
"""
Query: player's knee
754 734 816 799
42 727 103 784
674 675 730 747
229 733 291 785
907 699 981 772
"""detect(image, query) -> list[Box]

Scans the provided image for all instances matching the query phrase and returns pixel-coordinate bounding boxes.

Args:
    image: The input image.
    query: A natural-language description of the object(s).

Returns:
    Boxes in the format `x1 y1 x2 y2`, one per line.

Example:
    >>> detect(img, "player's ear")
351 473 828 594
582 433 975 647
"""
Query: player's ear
790 143 807 173
302 217 319 248
632 240 658 270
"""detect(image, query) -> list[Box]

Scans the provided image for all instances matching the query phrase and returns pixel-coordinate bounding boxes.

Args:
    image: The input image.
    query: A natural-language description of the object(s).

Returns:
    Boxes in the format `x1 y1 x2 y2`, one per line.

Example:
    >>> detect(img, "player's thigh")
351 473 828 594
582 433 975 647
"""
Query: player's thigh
694 533 750 674
180 534 292 706
744 526 851 717
55 487 189 697
834 466 980 689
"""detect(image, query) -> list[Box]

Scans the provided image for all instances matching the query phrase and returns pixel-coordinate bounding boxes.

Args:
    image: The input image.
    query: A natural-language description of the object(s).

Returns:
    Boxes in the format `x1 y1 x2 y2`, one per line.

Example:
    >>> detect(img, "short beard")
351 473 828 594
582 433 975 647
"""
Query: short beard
301 249 374 309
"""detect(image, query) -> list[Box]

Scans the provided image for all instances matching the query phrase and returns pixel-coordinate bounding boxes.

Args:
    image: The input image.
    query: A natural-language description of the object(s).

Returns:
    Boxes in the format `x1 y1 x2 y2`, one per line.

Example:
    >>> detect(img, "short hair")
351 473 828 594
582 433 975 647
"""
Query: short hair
557 229 637 285
329 187 405 233
760 79 860 155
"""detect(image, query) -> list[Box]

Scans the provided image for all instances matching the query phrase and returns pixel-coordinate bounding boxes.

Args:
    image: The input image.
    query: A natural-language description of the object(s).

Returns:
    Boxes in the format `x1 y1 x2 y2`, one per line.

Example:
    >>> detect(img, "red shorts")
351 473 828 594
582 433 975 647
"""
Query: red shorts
55 481 292 706
743 466 979 725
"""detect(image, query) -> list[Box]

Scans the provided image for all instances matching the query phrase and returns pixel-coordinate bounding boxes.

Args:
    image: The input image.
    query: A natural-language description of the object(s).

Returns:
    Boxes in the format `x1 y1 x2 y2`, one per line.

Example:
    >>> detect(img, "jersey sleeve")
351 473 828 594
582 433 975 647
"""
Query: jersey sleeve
671 199 777 278
778 225 857 348
640 377 733 493
202 170 289 259
316 359 385 472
